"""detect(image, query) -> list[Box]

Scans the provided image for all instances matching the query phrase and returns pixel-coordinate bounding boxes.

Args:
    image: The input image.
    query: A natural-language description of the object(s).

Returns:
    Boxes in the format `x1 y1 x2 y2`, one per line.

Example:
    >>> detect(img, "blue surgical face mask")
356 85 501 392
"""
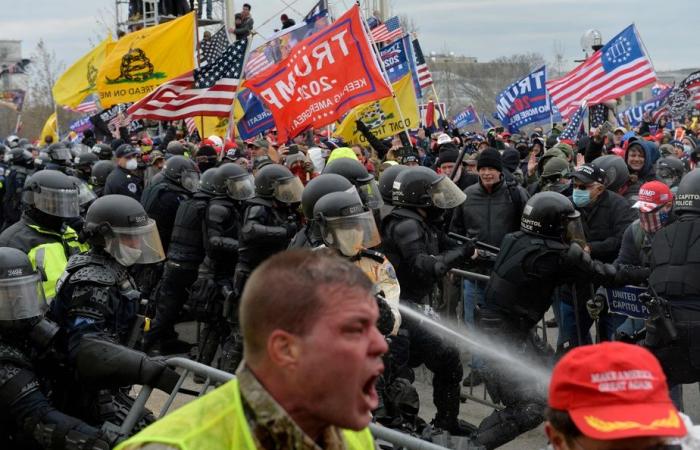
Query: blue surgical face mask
572 189 591 207
684 144 693 155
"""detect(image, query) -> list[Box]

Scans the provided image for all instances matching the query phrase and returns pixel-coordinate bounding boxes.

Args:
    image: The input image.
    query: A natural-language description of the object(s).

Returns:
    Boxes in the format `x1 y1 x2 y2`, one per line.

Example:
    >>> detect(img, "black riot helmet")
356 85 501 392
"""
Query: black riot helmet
592 155 630 193
323 158 383 210
91 143 113 160
520 191 585 245
378 164 408 204
655 157 685 189
73 151 99 180
47 143 73 167
392 166 466 209
162 155 200 193
214 163 255 201
83 195 165 266
166 141 186 156
23 170 80 218
7 147 34 168
313 190 380 257
254 164 304 204
301 173 354 219
673 168 700 216
199 166 219 195
0 247 47 331
90 160 116 187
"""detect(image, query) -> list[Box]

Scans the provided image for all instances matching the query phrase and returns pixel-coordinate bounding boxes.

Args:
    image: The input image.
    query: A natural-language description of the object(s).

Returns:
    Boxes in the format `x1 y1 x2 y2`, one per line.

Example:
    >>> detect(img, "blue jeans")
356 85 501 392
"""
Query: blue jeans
463 279 486 371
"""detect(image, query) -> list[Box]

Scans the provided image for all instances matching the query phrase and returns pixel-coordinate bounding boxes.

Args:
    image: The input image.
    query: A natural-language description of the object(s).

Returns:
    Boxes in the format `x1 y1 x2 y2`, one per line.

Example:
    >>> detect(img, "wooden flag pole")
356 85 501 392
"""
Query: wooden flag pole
411 31 447 130
224 37 255 152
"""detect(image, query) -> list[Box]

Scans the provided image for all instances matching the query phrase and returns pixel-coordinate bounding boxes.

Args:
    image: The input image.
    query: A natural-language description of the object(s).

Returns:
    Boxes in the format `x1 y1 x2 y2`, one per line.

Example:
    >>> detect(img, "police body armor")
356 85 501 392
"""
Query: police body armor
141 180 190 253
2 166 30 228
168 192 212 264
381 208 440 304
53 252 140 345
201 196 243 277
649 217 700 301
485 231 568 330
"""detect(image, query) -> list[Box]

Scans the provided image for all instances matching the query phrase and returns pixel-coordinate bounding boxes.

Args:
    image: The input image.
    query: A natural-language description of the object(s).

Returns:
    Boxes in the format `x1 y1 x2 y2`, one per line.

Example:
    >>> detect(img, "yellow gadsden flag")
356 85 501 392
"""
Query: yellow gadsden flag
53 36 113 109
40 113 58 143
195 116 229 139
97 13 195 106
334 73 419 144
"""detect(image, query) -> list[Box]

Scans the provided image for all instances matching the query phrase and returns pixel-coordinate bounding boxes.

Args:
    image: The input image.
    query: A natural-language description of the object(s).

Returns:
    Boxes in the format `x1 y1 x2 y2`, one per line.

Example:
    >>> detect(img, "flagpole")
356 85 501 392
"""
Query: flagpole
194 12 204 142
224 37 255 150
53 103 60 140
14 113 21 134
358 4 412 145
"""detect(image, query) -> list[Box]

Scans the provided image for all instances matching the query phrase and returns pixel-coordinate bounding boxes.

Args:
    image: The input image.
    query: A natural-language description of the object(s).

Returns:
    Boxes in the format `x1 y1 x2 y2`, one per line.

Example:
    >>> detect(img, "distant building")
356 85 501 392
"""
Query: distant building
0 40 29 92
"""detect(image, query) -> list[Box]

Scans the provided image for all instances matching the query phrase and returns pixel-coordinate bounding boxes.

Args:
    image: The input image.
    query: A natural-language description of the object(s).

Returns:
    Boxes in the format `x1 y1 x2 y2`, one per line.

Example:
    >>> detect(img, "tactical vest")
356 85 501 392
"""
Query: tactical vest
649 218 700 300
485 231 567 327
168 193 211 263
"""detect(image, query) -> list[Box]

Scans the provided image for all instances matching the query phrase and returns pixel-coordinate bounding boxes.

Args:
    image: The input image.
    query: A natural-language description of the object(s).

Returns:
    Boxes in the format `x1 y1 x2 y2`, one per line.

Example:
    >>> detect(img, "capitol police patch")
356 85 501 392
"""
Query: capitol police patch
128 183 137 193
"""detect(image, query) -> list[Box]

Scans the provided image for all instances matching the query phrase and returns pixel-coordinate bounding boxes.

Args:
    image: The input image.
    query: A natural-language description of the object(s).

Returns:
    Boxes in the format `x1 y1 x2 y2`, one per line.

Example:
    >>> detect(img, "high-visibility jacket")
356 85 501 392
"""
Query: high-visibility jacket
116 379 375 450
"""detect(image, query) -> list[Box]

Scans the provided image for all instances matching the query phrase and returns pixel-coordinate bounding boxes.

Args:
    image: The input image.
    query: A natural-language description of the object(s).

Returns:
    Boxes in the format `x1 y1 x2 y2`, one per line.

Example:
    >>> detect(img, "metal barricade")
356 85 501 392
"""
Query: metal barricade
119 357 450 450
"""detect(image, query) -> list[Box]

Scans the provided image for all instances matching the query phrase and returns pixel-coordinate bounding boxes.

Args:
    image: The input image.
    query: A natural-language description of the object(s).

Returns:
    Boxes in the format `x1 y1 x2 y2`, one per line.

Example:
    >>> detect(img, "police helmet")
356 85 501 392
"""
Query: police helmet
47 143 73 166
23 170 80 218
166 141 186 156
323 158 383 209
592 155 630 193
392 166 466 209
301 174 354 219
254 164 304 204
74 150 99 169
313 190 380 257
213 163 255 200
521 192 584 245
91 143 113 160
7 147 34 167
162 155 200 193
83 195 165 266
655 157 685 189
0 247 46 328
5 135 19 148
68 176 97 209
90 161 116 187
673 169 700 216
199 166 219 196
378 164 408 204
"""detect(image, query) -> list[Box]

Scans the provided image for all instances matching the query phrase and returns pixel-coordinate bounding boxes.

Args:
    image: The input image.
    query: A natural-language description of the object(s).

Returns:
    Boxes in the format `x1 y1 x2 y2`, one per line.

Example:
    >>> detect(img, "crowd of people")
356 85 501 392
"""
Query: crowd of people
0 104 698 450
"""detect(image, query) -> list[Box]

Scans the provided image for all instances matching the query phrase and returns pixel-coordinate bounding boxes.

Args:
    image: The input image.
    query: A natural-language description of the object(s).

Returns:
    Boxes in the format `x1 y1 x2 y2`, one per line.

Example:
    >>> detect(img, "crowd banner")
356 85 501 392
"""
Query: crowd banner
96 13 195 106
234 88 275 140
494 65 551 132
334 74 419 144
246 5 391 142
617 87 672 127
53 36 113 109
453 105 479 128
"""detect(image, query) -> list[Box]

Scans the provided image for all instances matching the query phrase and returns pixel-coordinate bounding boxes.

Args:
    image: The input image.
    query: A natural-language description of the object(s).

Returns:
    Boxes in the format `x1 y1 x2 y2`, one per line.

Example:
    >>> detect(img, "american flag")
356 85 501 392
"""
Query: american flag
589 104 608 129
127 38 248 120
411 37 433 90
244 51 273 78
651 81 672 97
200 27 230 67
370 16 403 43
559 101 587 141
184 117 198 136
547 24 656 120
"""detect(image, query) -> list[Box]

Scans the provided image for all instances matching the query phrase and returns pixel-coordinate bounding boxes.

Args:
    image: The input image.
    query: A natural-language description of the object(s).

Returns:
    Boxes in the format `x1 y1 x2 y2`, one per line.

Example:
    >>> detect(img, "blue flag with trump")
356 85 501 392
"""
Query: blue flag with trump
481 113 495 130
235 88 275 140
617 87 672 127
453 105 479 128
495 65 551 132
380 35 411 84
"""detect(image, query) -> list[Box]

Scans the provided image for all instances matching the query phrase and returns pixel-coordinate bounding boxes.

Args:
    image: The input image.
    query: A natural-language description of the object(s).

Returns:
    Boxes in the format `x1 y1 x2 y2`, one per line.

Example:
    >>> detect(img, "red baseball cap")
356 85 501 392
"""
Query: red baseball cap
632 181 673 213
548 342 685 440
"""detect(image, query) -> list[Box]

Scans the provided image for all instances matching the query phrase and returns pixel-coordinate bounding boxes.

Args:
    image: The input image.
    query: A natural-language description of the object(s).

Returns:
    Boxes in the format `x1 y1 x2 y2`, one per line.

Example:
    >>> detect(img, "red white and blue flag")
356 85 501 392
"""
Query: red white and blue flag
547 24 656 120
410 37 433 90
370 16 403 43
559 101 587 142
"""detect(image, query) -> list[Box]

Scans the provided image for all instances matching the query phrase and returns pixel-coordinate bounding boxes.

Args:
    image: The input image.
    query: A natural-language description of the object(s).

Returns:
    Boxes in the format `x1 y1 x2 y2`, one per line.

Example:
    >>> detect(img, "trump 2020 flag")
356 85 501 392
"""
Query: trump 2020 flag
235 89 275 140
246 5 391 142
547 24 656 120
380 36 411 84
453 106 479 128
617 86 672 127
495 66 550 132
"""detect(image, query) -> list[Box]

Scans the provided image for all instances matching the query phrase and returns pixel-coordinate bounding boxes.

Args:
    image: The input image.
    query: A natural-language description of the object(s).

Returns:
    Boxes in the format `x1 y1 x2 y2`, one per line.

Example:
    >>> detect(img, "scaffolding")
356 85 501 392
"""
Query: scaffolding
115 0 227 34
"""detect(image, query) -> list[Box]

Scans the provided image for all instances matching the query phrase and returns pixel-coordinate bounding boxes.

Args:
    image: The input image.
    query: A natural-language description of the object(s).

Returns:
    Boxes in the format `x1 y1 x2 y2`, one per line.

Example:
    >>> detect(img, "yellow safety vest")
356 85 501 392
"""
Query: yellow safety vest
26 225 89 301
116 379 375 450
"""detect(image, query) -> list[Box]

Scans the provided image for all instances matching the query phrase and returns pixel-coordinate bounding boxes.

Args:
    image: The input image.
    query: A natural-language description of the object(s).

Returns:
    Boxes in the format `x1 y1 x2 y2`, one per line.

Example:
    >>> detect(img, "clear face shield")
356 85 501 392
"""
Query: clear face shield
51 147 72 164
0 273 47 322
33 186 80 218
226 174 255 201
565 213 587 248
77 183 97 208
429 176 467 209
104 219 166 267
321 210 381 257
656 167 679 188
180 170 200 193
273 176 304 204
357 179 384 210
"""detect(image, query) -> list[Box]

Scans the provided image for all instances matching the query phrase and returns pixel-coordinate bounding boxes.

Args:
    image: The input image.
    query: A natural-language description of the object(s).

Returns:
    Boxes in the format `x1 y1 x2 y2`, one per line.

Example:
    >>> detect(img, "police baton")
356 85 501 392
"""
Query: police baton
448 232 501 254
571 284 584 346
449 145 468 182
449 268 490 283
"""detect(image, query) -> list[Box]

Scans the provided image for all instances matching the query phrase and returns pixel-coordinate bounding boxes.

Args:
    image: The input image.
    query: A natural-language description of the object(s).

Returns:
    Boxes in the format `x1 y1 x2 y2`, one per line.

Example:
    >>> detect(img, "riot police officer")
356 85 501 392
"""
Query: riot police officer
2 146 35 229
289 173 354 249
46 143 75 174
103 145 143 201
474 192 637 449
381 166 475 435
140 155 199 253
91 143 113 161
323 157 384 211
0 170 88 301
73 151 99 185
50 194 177 432
193 163 255 372
0 247 118 449
647 169 700 393
90 160 116 198
377 164 408 225
655 156 686 194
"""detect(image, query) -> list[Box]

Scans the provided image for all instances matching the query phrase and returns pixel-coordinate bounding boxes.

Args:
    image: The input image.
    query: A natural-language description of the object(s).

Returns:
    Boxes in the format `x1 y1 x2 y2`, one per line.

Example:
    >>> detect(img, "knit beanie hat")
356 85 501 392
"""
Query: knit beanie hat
477 148 502 172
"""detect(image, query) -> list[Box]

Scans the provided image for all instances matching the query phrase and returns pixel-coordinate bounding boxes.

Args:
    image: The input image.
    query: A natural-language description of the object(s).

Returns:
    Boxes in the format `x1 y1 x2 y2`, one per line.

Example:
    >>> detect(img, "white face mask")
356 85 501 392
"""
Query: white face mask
125 159 138 171
114 243 142 266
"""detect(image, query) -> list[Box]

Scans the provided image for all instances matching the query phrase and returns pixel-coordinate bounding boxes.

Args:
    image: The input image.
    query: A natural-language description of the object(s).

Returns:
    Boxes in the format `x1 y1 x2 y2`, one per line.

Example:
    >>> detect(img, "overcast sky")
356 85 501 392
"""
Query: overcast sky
1 0 696 73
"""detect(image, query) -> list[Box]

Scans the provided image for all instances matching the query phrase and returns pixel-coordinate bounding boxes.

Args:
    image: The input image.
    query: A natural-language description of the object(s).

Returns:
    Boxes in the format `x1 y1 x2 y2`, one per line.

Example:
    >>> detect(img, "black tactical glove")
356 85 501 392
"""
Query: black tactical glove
284 221 298 238
434 242 475 276
614 265 651 286
564 243 591 269
375 295 395 336
586 295 606 320
592 261 617 286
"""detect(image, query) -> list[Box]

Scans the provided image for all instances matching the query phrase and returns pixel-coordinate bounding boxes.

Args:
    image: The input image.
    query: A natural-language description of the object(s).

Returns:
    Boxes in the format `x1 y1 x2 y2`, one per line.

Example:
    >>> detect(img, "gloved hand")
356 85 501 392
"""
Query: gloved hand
284 221 298 238
355 119 369 133
375 295 395 336
564 243 591 268
615 265 651 286
592 261 617 286
139 357 181 393
586 295 606 320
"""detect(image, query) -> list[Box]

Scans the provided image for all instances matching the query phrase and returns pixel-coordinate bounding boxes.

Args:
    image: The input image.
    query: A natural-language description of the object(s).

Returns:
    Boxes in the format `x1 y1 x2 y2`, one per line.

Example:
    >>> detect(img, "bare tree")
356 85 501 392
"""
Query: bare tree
551 40 566 79
397 14 419 35
26 39 64 108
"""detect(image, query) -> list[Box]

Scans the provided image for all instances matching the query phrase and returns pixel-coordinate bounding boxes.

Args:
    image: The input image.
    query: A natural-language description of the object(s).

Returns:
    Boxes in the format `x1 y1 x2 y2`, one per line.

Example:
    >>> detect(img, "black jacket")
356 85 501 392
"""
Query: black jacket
575 190 635 264
103 166 143 201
